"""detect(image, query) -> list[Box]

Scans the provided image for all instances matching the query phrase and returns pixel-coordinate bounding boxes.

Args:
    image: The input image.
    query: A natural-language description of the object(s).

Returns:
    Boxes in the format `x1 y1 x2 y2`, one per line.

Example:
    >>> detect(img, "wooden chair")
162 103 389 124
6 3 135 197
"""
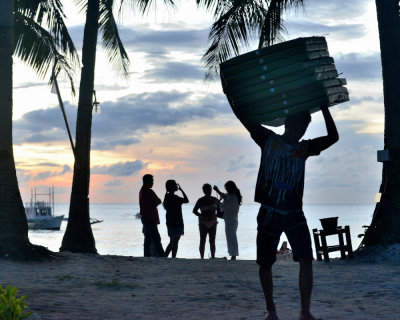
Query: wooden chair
312 226 353 262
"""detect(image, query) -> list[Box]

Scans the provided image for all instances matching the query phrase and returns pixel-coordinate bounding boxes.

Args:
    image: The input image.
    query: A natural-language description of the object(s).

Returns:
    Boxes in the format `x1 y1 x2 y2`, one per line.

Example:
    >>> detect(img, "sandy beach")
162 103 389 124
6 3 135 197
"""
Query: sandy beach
1 247 400 320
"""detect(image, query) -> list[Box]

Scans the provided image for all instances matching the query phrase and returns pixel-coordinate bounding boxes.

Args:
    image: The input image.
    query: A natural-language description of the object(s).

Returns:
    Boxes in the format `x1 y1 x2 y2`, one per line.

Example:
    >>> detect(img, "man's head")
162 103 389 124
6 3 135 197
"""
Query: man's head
202 183 212 196
142 174 154 188
284 111 312 141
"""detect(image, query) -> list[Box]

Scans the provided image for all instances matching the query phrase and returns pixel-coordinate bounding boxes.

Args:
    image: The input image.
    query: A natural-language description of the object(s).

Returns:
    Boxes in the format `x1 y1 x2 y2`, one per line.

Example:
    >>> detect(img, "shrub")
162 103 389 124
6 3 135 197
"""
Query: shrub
0 285 32 320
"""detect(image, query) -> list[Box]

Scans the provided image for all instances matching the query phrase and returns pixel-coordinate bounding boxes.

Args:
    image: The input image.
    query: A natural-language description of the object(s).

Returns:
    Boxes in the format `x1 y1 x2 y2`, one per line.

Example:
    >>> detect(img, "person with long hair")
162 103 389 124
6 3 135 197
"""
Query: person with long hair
192 183 221 259
214 181 242 260
163 180 189 258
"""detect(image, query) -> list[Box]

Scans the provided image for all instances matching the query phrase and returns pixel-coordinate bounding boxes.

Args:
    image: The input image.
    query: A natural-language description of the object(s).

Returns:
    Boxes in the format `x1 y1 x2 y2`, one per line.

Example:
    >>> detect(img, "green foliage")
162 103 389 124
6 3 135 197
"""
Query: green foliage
0 285 32 320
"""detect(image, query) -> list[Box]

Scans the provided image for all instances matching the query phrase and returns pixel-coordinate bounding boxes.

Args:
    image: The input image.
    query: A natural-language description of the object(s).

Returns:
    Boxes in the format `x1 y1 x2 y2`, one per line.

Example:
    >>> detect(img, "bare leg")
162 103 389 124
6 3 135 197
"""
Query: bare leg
259 265 278 319
164 242 172 257
199 225 207 259
208 224 217 259
299 260 316 320
171 236 181 258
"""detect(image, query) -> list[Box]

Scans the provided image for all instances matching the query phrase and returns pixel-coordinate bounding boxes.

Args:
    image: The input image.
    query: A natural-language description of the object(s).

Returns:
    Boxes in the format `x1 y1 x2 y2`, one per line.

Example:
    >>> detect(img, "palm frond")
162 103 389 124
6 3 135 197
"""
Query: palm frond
14 11 76 95
73 0 89 14
15 0 79 62
201 0 306 80
258 0 304 48
99 0 130 80
119 0 175 15
202 0 266 80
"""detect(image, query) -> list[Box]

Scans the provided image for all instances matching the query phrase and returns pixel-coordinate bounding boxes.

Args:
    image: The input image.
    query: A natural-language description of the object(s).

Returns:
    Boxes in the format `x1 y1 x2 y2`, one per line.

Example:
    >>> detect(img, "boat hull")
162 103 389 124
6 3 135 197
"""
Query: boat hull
27 215 64 230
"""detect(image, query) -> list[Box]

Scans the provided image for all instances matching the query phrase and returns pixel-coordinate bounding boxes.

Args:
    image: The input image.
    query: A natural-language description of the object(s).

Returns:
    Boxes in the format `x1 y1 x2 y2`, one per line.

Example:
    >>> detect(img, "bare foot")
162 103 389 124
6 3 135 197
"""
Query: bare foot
265 311 279 320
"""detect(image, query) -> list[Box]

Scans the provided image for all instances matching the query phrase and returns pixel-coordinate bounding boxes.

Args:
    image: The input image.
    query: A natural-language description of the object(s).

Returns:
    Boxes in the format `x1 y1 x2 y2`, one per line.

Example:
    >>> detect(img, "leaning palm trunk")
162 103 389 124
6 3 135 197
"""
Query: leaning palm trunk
60 0 99 253
0 0 30 255
362 0 400 246
0 0 53 259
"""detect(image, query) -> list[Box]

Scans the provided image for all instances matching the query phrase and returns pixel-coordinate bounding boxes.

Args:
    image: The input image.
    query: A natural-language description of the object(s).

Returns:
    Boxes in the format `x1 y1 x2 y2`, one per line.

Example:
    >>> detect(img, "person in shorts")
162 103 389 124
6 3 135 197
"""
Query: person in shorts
163 180 189 258
239 105 339 320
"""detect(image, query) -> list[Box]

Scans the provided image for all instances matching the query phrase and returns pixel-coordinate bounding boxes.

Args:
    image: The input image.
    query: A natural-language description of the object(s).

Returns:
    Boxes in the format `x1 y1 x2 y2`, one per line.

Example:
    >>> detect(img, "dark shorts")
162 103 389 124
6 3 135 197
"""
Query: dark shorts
256 205 313 267
168 225 184 238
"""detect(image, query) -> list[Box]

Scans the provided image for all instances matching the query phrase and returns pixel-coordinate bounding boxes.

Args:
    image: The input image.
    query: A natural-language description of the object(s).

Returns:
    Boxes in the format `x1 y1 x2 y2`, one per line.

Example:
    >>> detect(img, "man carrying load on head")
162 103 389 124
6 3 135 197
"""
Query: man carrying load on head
237 105 339 320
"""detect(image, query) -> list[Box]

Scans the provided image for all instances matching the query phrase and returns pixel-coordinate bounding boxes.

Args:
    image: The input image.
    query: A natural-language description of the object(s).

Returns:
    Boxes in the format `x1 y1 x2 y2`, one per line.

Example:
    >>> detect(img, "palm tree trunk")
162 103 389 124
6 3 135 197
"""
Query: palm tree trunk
60 0 100 253
363 0 400 246
0 0 32 256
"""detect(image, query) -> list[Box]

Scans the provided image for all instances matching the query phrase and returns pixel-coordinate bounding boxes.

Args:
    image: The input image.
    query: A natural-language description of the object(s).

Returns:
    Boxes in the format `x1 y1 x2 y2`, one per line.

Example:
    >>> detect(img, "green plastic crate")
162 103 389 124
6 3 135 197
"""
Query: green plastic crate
220 37 349 126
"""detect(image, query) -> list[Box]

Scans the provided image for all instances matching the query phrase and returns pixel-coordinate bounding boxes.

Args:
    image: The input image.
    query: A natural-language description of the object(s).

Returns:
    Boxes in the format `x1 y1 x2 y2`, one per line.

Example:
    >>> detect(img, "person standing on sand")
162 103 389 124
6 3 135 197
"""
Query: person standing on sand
163 180 189 258
236 106 339 320
193 183 221 259
139 174 164 257
213 181 242 260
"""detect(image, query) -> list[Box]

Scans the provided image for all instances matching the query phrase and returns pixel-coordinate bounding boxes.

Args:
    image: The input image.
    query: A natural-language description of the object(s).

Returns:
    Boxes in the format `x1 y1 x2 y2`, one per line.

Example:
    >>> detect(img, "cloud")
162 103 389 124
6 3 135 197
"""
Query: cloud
13 91 230 150
91 90 230 150
37 162 60 167
304 125 382 204
13 102 77 145
17 169 32 184
67 24 209 57
335 53 381 80
286 21 366 40
14 82 47 90
92 160 144 177
32 165 72 181
225 155 257 172
143 62 203 81
299 0 370 21
104 179 123 187
119 26 209 52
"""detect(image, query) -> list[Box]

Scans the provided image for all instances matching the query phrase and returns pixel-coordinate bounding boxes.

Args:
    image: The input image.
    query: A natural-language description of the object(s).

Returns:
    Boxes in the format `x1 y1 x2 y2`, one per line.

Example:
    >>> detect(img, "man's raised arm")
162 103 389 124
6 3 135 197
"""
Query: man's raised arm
310 105 339 153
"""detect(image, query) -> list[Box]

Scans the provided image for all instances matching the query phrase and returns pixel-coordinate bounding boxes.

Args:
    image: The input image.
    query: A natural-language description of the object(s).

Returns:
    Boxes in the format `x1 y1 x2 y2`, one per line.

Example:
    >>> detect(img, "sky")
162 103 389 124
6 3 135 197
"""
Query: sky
12 0 384 205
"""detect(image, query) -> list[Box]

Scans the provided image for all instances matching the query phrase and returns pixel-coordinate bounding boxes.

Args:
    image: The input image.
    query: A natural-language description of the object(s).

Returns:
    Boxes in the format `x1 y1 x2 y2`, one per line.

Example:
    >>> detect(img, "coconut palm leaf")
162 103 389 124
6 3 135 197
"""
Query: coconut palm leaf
15 0 78 61
99 0 130 79
119 0 175 15
257 0 304 48
14 11 76 94
199 0 305 80
200 0 267 80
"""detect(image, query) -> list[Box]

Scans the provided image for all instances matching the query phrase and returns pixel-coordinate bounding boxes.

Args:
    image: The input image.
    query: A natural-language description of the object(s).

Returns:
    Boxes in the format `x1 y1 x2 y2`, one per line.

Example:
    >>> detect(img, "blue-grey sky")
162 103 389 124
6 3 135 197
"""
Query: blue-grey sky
12 0 383 204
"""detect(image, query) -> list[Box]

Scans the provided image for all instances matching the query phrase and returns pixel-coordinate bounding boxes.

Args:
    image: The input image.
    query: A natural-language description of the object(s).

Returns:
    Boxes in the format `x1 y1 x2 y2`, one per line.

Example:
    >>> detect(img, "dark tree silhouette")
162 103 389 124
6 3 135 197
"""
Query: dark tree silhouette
0 0 77 259
361 0 400 247
60 0 175 253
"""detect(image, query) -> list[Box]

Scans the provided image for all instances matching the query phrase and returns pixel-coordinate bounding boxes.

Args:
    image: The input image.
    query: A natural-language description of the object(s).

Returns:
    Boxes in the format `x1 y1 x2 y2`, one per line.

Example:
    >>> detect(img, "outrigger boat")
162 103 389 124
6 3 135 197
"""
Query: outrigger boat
25 187 64 230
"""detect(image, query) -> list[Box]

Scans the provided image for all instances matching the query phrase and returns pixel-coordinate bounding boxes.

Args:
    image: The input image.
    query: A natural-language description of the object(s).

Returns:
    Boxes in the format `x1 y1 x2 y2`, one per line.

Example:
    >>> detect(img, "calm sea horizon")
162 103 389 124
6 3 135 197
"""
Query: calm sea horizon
28 203 375 260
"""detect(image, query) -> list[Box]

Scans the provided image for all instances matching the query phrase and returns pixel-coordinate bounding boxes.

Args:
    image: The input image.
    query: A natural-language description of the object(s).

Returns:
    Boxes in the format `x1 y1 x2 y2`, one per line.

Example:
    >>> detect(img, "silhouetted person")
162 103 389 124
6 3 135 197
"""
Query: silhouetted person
193 183 221 259
139 174 164 257
277 241 292 255
163 180 189 258
214 181 242 260
237 106 339 320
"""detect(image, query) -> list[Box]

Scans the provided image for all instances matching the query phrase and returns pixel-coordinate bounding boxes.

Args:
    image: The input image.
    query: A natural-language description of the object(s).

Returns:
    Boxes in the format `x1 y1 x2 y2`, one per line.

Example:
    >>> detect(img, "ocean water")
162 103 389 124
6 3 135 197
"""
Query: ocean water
28 203 375 260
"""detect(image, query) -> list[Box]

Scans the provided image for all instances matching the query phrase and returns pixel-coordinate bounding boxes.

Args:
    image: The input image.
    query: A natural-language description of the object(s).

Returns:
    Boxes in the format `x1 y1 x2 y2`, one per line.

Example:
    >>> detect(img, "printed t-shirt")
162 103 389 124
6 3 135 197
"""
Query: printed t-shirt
139 187 160 225
163 194 185 229
250 125 323 210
